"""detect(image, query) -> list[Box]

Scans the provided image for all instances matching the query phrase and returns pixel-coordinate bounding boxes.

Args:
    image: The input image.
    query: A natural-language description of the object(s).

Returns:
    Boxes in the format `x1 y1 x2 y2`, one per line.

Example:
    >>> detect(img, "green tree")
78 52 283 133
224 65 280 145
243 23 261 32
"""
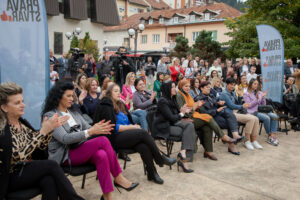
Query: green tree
191 30 223 64
70 35 79 49
170 35 191 59
79 32 100 61
224 0 300 59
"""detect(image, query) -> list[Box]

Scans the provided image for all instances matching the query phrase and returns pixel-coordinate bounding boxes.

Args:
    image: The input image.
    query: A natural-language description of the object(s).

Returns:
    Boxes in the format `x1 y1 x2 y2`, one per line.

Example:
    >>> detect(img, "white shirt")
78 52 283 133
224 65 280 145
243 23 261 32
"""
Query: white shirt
50 71 58 86
130 86 136 93
207 65 222 78
246 73 258 83
61 110 77 127
290 67 295 74
241 65 249 75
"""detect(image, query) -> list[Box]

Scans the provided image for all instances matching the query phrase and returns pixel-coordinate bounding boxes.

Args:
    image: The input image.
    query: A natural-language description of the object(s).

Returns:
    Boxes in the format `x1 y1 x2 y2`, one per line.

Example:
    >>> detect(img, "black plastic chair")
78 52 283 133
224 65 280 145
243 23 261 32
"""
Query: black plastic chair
238 122 246 136
6 188 41 200
117 149 147 175
62 164 96 189
277 113 289 135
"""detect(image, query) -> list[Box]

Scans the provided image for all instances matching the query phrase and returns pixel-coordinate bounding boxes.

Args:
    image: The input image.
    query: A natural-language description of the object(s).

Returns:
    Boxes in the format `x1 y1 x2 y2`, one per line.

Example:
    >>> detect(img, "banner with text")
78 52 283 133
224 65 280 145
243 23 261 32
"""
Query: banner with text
0 0 49 128
256 25 284 103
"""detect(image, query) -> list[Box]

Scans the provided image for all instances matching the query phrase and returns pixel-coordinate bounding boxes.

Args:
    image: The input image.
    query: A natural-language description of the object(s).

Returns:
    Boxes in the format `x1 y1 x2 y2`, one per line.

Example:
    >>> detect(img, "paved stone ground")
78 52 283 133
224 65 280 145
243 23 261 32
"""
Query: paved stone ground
35 125 300 200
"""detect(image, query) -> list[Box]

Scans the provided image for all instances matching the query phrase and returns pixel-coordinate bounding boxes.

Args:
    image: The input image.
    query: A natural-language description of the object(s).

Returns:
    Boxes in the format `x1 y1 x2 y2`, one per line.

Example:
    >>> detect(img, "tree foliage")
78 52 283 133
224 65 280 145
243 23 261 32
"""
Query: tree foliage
170 35 191 58
192 30 223 64
70 35 79 49
79 32 100 61
224 0 300 59
216 0 246 11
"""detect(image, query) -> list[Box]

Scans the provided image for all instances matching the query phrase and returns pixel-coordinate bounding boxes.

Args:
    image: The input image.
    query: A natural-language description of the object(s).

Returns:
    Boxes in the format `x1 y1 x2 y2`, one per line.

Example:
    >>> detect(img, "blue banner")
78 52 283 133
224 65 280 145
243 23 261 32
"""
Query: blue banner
256 25 284 103
0 0 49 129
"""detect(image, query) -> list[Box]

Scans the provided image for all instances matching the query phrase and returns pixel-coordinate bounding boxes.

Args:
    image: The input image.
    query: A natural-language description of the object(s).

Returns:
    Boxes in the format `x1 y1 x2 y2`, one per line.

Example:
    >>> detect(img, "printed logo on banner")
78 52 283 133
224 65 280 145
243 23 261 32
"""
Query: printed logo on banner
0 0 41 22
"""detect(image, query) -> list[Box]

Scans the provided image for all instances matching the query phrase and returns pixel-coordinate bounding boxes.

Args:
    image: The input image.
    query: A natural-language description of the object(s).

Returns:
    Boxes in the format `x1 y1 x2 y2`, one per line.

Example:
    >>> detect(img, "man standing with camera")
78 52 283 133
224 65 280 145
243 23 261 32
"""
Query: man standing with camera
113 47 135 87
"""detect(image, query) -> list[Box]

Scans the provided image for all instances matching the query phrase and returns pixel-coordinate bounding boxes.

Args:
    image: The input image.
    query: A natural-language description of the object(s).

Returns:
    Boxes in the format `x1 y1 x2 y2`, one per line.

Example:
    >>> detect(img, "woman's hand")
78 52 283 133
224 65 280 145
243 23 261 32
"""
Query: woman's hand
131 124 141 129
40 113 70 136
150 92 157 101
78 90 87 105
217 106 226 112
218 101 225 106
262 91 268 98
180 104 189 114
88 120 114 136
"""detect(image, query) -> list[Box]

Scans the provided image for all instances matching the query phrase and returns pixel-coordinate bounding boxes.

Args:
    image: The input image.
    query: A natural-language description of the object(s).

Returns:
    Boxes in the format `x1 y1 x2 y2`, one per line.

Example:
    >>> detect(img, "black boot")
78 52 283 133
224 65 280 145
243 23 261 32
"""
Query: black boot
147 171 164 184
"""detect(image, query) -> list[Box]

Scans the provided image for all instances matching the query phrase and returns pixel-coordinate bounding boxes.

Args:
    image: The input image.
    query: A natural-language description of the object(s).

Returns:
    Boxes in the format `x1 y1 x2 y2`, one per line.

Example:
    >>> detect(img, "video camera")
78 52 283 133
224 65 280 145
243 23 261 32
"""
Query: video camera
68 48 86 72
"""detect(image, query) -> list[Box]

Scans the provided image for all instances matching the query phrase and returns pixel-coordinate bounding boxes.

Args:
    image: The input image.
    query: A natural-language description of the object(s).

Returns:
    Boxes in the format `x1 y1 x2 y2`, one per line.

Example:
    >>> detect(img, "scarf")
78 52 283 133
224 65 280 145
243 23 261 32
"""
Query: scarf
178 90 212 122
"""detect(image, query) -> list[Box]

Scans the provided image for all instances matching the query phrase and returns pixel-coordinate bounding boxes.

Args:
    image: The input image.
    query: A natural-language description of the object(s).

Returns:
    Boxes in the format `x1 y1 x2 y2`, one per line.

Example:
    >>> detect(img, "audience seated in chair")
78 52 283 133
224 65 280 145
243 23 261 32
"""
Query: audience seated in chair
198 81 244 155
219 78 262 150
93 83 176 185
152 81 196 172
0 82 84 200
132 78 157 110
42 81 138 200
176 80 236 161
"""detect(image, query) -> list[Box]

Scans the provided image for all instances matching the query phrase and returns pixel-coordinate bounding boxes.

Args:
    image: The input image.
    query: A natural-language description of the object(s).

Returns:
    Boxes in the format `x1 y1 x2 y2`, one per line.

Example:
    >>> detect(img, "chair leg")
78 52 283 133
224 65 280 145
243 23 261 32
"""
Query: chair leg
81 174 86 189
123 153 127 170
259 123 263 135
285 120 288 135
143 161 147 175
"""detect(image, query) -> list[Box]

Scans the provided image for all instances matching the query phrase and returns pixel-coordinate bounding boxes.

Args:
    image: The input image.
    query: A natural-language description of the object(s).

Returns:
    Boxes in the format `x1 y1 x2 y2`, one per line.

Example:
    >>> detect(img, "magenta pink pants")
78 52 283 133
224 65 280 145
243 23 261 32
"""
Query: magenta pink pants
67 136 122 194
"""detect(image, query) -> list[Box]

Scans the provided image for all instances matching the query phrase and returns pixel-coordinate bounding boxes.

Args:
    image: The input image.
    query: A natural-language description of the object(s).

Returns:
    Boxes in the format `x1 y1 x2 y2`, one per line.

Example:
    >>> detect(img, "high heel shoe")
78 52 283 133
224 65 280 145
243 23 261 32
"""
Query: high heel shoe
203 152 218 161
177 160 193 173
221 137 236 144
161 154 176 166
113 181 139 192
177 152 190 162
228 147 240 156
234 136 245 144
100 195 104 200
147 171 164 184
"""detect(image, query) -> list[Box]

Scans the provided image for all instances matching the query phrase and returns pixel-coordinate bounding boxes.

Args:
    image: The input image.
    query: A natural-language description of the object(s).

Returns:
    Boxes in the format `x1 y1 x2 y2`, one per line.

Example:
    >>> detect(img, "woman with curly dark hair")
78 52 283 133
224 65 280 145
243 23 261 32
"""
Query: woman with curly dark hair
42 81 138 200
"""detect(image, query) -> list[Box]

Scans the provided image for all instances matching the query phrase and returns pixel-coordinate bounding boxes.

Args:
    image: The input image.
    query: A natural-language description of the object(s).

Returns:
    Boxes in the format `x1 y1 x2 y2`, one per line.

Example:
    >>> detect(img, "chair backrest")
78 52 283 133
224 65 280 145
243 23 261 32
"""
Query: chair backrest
146 105 157 135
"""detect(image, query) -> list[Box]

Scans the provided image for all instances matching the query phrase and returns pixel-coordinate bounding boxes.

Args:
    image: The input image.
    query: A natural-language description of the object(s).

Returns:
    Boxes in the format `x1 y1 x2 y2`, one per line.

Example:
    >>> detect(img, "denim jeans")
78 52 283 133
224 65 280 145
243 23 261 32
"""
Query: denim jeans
131 109 148 131
255 112 278 135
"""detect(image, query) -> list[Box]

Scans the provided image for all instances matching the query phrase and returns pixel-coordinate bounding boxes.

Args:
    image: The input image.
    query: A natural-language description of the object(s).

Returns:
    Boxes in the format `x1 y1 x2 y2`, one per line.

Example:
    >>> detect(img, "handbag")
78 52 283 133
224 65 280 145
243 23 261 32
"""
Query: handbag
237 108 248 114
258 105 273 113
284 94 296 102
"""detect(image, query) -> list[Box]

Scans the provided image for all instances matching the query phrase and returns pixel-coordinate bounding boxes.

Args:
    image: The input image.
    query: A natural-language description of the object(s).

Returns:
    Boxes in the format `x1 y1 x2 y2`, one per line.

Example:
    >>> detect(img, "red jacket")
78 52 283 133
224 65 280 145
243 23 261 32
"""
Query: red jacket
170 65 185 82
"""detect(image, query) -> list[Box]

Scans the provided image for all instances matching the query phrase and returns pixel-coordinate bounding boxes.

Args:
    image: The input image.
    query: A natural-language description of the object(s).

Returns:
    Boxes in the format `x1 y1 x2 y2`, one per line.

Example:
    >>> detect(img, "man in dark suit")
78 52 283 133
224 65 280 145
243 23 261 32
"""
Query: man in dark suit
113 47 135 87
284 59 296 77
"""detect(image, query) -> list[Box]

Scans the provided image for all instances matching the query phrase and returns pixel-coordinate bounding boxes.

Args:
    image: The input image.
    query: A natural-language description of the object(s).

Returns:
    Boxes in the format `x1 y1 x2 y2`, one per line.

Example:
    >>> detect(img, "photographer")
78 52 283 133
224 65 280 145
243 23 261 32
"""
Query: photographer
113 47 135 87
68 48 85 81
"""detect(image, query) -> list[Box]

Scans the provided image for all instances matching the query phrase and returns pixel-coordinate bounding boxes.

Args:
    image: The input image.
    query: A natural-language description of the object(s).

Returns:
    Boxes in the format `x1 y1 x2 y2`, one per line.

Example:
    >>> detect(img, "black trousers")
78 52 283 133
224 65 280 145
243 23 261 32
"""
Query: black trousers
114 129 164 178
8 160 84 200
296 93 300 118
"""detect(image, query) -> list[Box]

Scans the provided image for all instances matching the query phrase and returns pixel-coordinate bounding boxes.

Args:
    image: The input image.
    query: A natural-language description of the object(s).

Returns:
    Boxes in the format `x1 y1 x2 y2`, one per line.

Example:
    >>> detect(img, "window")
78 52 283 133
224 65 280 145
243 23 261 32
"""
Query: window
119 6 125 13
190 15 195 22
205 13 210 20
138 8 144 13
152 34 160 43
211 31 217 41
192 32 200 42
159 18 164 24
149 18 153 25
54 32 63 55
123 38 129 47
58 0 64 14
141 35 147 44
173 16 178 23
130 7 137 13
176 1 180 8
141 19 145 24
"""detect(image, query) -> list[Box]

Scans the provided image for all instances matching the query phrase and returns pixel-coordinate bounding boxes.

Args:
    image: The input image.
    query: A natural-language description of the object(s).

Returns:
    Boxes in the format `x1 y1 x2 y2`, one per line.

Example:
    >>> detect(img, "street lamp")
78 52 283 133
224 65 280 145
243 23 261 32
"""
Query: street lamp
65 27 82 40
127 23 145 69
